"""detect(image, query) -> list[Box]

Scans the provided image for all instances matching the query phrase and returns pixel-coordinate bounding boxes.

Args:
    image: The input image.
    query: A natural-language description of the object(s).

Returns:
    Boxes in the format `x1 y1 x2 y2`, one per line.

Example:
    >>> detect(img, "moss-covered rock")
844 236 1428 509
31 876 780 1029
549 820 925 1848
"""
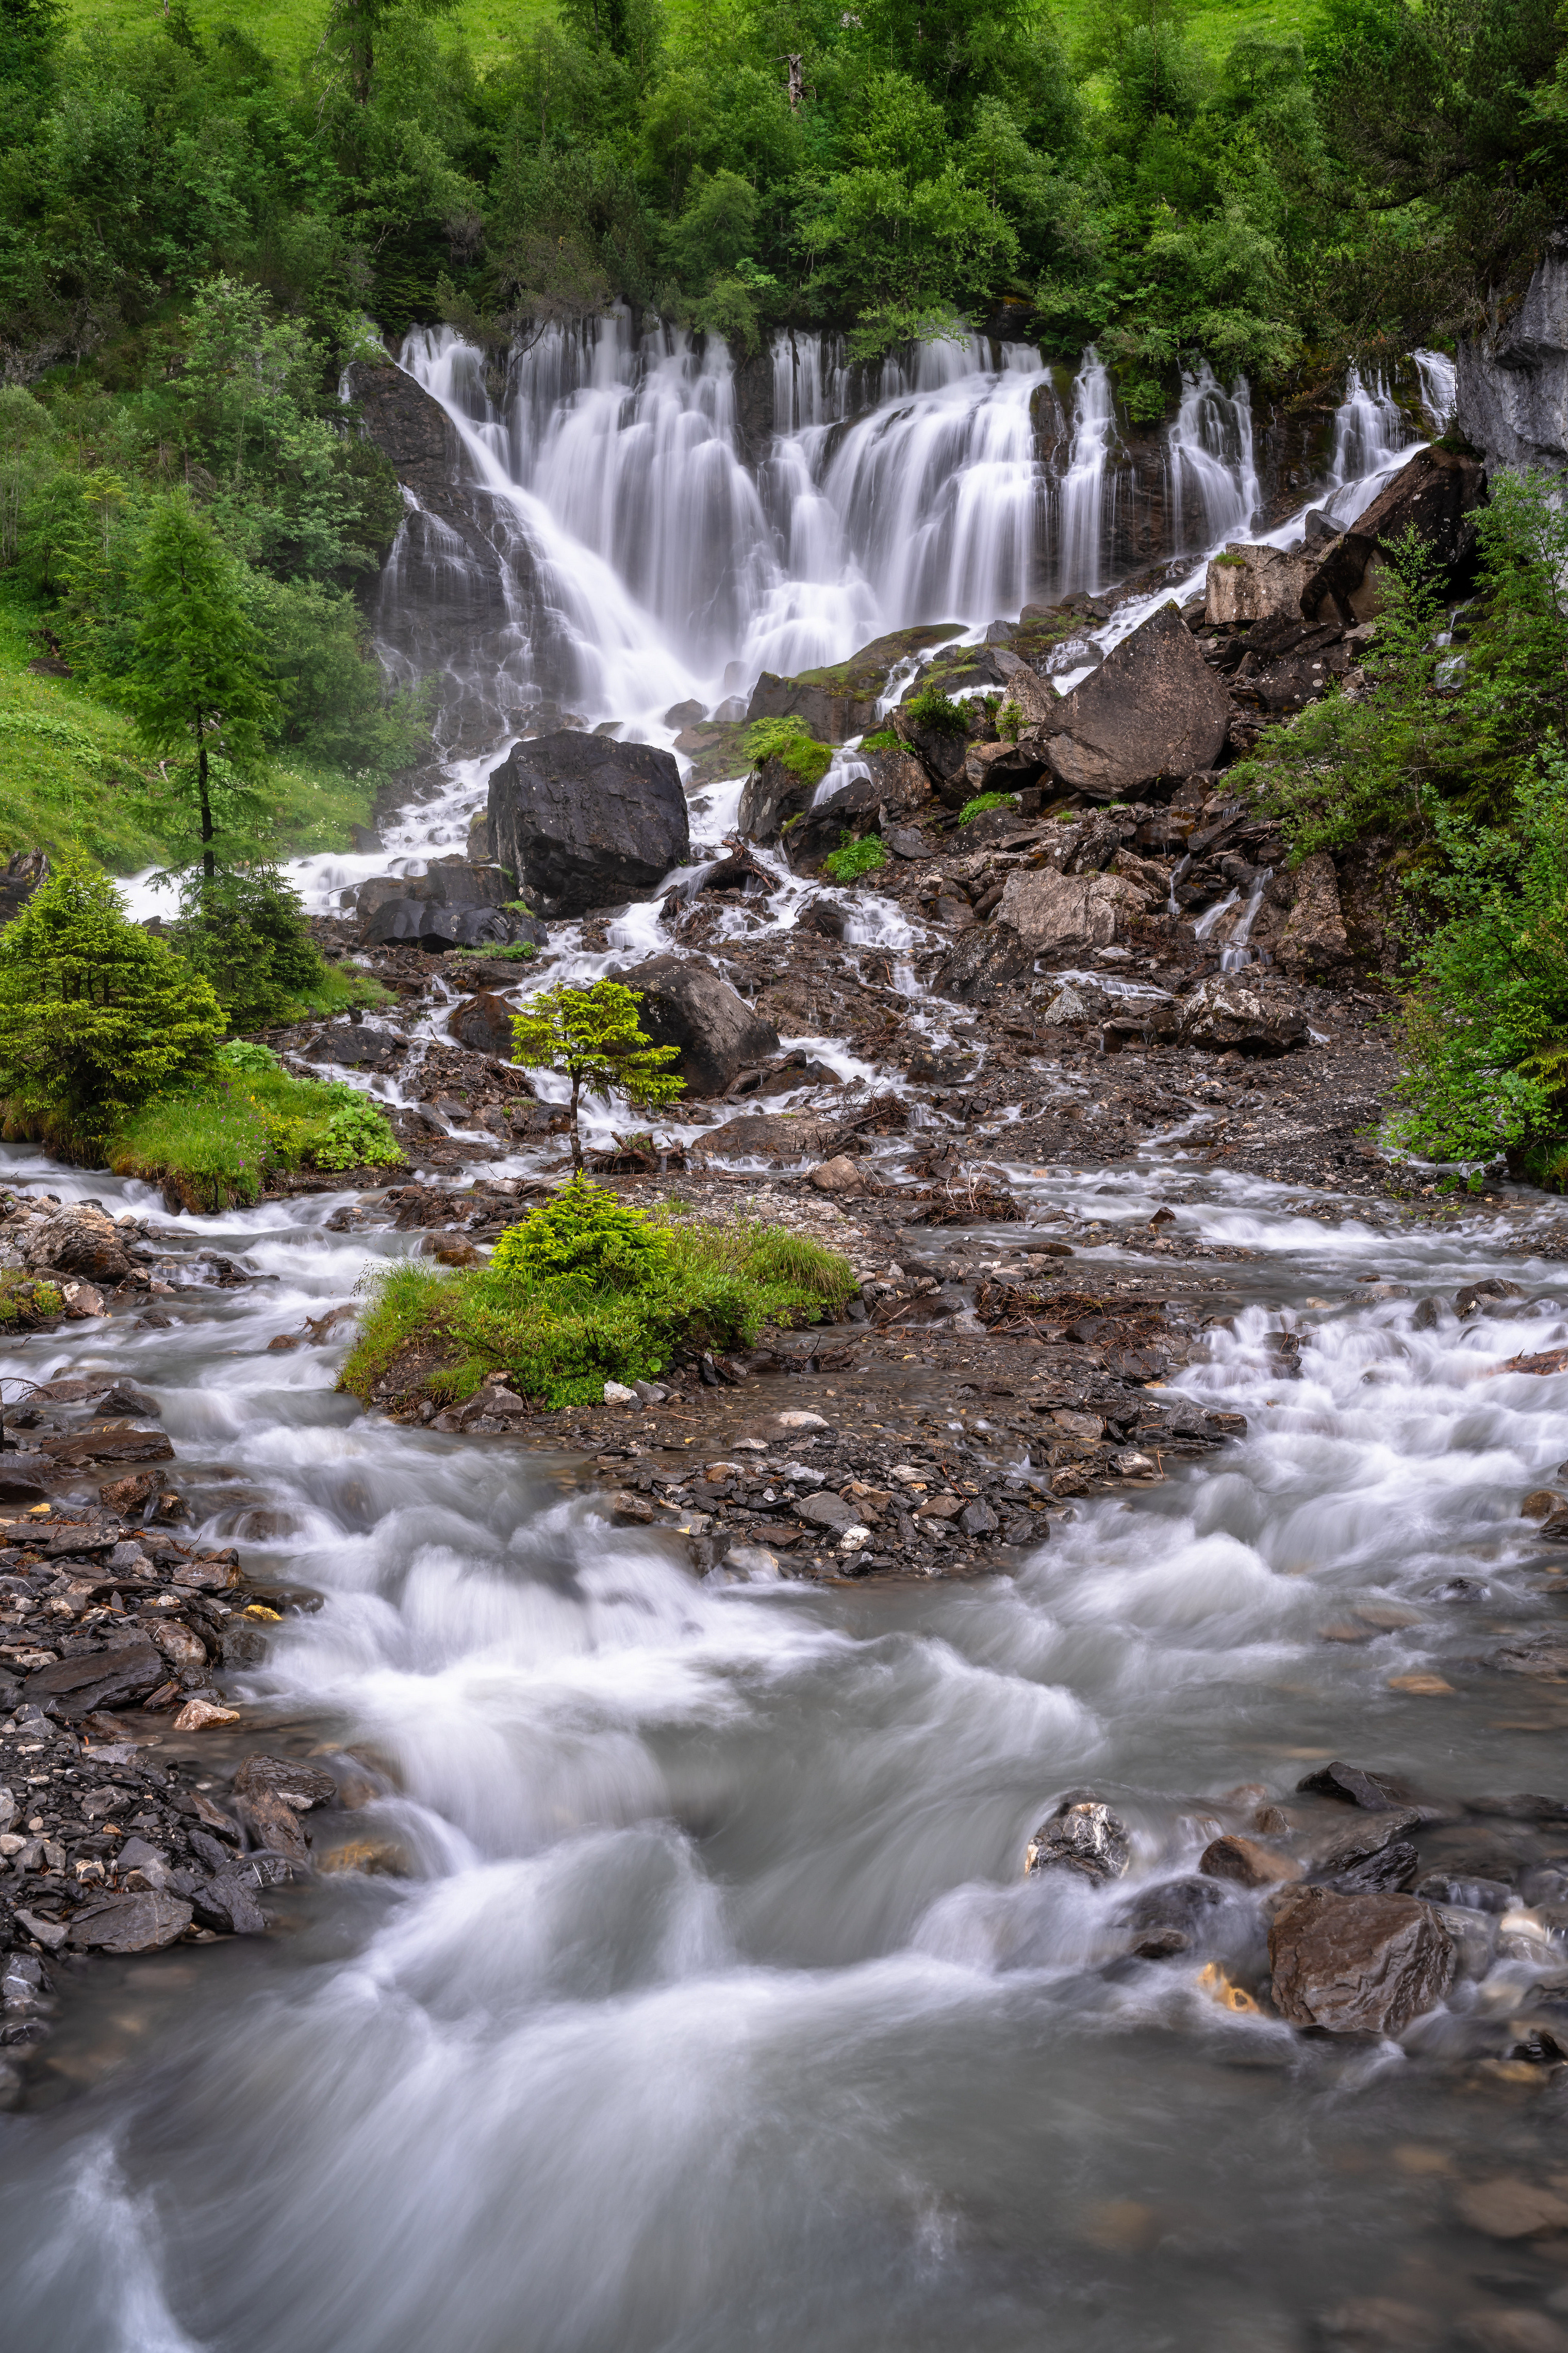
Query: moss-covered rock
745 624 966 743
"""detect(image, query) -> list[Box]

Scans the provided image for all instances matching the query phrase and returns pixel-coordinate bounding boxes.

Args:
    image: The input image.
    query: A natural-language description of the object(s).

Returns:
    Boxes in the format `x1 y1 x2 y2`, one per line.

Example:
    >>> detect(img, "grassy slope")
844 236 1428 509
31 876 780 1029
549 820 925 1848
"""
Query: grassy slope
0 579 376 873
64 0 1318 78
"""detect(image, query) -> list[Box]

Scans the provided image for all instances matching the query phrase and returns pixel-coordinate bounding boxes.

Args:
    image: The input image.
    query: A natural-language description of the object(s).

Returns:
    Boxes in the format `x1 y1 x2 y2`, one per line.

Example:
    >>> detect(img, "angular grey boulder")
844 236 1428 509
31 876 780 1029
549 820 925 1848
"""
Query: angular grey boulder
1023 602 1231 798
616 956 780 1096
1025 1795 1131 1883
487 732 689 917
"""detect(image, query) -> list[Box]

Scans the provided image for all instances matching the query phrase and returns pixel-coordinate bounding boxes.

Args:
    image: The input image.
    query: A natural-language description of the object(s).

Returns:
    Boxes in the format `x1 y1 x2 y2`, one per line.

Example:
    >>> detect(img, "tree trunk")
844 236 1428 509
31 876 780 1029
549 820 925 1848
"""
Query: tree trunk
570 1073 582 1172
197 728 215 880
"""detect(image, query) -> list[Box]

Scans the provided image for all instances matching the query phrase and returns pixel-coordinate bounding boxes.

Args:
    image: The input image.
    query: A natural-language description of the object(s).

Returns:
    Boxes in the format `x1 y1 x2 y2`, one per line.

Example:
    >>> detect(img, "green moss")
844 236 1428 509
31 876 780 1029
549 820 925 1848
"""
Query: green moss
449 940 537 965
743 713 832 789
339 1180 857 1411
1210 551 1246 569
822 833 888 883
958 791 1020 825
859 728 900 751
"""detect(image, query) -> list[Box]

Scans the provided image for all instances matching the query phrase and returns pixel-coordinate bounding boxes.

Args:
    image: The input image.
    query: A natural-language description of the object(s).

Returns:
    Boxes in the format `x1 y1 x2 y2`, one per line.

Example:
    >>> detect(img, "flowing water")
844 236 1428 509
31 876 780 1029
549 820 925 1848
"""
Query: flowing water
8 331 1564 2352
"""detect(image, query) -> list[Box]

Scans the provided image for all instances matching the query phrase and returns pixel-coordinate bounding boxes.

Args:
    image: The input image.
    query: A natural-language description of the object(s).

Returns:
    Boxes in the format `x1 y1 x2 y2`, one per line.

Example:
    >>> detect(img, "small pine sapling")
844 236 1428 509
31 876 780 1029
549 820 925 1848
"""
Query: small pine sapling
509 981 684 1172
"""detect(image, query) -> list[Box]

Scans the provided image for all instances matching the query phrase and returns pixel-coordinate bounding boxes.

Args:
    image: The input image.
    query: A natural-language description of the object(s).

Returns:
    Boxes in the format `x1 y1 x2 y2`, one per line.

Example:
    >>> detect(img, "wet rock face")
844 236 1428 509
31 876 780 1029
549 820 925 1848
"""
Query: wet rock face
361 901 536 953
1457 230 1568 480
1275 852 1352 979
748 626 966 744
737 754 815 845
1025 1795 1132 1883
1024 603 1232 799
1268 1885 1456 2034
486 732 690 917
614 956 780 1097
1203 544 1315 626
1303 447 1487 622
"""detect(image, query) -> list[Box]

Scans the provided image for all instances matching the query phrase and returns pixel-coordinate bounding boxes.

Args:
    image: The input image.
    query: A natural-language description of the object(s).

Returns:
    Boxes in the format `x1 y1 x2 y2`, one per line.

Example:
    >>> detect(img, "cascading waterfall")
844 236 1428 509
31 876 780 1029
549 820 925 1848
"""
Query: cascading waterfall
386 314 1447 737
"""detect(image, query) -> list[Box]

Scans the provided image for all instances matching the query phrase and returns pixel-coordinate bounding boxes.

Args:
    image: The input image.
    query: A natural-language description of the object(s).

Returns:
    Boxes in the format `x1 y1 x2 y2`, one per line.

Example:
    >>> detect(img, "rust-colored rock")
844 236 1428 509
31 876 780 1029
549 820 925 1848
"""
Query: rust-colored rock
1269 1885 1455 2034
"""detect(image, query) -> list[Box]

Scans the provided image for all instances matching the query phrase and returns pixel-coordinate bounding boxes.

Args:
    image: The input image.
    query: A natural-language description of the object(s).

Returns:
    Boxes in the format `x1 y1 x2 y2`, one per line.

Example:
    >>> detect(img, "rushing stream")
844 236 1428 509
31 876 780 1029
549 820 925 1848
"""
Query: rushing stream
7 327 1568 2351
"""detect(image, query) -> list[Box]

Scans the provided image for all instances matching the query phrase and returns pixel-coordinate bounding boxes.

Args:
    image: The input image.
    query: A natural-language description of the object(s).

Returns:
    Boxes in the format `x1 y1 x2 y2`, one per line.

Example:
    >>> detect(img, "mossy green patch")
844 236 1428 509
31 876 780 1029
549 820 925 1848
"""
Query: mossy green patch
340 1180 857 1411
742 715 832 788
822 833 888 882
958 791 1020 824
97 1061 402 1210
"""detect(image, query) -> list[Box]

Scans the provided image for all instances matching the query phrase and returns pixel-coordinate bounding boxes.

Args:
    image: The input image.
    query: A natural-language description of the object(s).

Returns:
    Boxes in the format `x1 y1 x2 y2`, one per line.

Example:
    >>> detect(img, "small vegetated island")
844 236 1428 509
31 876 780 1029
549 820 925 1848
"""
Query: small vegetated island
341 979 857 1411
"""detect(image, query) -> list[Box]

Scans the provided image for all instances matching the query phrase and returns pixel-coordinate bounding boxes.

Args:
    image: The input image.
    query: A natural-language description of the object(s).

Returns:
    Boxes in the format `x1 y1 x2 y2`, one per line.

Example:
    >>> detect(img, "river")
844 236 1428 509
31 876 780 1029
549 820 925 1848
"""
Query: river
5 328 1568 2352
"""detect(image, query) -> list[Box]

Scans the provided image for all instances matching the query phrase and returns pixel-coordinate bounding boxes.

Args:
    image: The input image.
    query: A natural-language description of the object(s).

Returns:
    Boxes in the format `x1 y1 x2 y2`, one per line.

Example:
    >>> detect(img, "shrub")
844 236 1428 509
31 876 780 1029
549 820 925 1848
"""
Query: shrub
904 686 969 735
166 862 327 1032
1385 737 1568 1179
219 1038 281 1074
859 727 899 751
110 1066 402 1207
822 833 888 883
310 1087 404 1172
341 1187 858 1410
0 852 224 1137
959 791 1019 824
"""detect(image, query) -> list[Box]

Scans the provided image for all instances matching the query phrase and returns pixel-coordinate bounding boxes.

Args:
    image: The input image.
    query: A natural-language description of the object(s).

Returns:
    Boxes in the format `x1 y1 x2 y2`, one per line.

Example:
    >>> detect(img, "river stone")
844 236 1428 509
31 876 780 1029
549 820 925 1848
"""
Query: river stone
1203 542 1315 625
696 1112 840 1164
614 956 779 1096
793 1492 862 1533
235 1788 311 1866
1268 1885 1455 2034
190 1868 268 1937
70 1890 193 1952
486 731 689 917
1025 1796 1131 1884
22 1207 133 1284
24 1636 164 1713
929 923 1035 1005
232 1753 338 1810
1454 2176 1568 2242
1199 1833 1303 1888
1021 603 1231 798
1331 1840 1420 1894
1297 1761 1415 1811
1177 976 1307 1056
996 867 1149 952
1119 1874 1227 1956
1316 1808 1425 1872
40 1426 175 1467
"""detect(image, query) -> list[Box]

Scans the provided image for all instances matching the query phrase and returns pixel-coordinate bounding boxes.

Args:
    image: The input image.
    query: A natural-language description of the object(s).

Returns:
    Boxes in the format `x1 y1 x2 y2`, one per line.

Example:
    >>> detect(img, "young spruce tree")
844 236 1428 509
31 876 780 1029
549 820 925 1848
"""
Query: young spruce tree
120 496 276 880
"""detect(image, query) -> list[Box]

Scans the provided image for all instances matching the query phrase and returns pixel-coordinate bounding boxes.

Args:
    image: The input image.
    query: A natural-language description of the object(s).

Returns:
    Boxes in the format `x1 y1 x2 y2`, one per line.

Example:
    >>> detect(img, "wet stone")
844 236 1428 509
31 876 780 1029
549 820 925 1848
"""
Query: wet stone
70 1891 193 1952
1268 1886 1456 2035
1026 1795 1131 1884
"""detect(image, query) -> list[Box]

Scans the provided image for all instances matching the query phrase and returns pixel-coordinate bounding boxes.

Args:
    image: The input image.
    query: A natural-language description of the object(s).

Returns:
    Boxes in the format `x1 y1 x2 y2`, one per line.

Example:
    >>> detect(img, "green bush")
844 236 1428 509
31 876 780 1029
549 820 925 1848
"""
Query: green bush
341 1180 858 1410
311 1088 404 1173
0 852 224 1138
166 862 328 1033
903 687 969 736
859 728 900 751
219 1038 282 1075
1385 738 1568 1179
822 832 888 883
959 791 1019 824
109 1066 402 1207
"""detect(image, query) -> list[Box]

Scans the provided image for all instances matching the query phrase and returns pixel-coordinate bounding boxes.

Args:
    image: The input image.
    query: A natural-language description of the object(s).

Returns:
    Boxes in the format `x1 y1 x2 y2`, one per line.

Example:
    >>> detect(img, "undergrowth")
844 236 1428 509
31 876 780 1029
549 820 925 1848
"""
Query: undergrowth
958 791 1019 825
107 1051 402 1208
742 714 833 789
340 1179 856 1410
822 833 888 883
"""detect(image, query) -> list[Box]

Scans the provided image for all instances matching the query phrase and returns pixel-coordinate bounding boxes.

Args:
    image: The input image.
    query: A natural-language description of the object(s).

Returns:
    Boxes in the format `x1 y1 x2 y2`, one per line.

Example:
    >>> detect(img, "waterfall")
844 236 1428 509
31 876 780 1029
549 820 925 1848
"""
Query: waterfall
1053 349 1118 594
1413 347 1458 433
385 314 1440 736
1164 364 1259 555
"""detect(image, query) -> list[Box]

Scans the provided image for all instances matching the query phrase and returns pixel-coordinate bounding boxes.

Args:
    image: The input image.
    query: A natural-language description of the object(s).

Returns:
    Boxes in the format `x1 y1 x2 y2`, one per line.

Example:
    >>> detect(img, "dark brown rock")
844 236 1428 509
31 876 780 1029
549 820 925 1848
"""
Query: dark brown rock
1199 1833 1303 1887
615 957 780 1096
232 1753 339 1811
450 992 517 1059
1302 447 1486 621
1023 603 1232 799
235 1789 311 1867
25 1638 164 1712
1268 1885 1455 2033
486 732 689 917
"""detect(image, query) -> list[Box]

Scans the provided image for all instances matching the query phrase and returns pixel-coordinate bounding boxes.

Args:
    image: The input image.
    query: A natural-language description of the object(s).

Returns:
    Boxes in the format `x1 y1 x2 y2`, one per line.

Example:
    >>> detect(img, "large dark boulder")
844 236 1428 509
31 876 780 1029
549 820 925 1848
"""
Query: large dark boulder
616 955 779 1096
354 860 516 921
1022 603 1231 799
450 991 517 1058
1302 447 1487 623
487 732 689 917
746 625 965 744
361 900 539 953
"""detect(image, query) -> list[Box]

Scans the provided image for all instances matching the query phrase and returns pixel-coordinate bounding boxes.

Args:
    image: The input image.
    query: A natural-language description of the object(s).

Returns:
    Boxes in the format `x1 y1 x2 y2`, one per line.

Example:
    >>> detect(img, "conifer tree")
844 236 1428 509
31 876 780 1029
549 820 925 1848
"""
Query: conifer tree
0 854 225 1134
120 496 276 880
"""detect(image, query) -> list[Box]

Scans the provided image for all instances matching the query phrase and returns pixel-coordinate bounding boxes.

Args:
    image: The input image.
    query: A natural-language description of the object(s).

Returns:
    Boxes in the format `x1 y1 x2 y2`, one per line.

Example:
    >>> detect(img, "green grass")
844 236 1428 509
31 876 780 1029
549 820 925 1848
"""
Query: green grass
63 0 555 71
340 1181 857 1410
285 961 394 1018
106 1063 402 1210
742 714 833 789
0 577 377 874
1055 0 1322 73
822 832 887 882
958 791 1019 824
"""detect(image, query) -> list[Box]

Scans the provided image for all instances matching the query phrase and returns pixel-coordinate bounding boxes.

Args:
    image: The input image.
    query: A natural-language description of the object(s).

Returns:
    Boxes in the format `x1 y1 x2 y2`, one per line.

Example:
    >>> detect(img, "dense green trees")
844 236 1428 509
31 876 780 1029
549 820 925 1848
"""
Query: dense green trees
0 0 1561 404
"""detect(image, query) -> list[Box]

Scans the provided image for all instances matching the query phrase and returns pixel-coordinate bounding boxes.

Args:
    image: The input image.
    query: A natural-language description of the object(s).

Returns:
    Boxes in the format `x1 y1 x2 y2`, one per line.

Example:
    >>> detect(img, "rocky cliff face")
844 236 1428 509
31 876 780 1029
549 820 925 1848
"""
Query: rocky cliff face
1456 227 1568 480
